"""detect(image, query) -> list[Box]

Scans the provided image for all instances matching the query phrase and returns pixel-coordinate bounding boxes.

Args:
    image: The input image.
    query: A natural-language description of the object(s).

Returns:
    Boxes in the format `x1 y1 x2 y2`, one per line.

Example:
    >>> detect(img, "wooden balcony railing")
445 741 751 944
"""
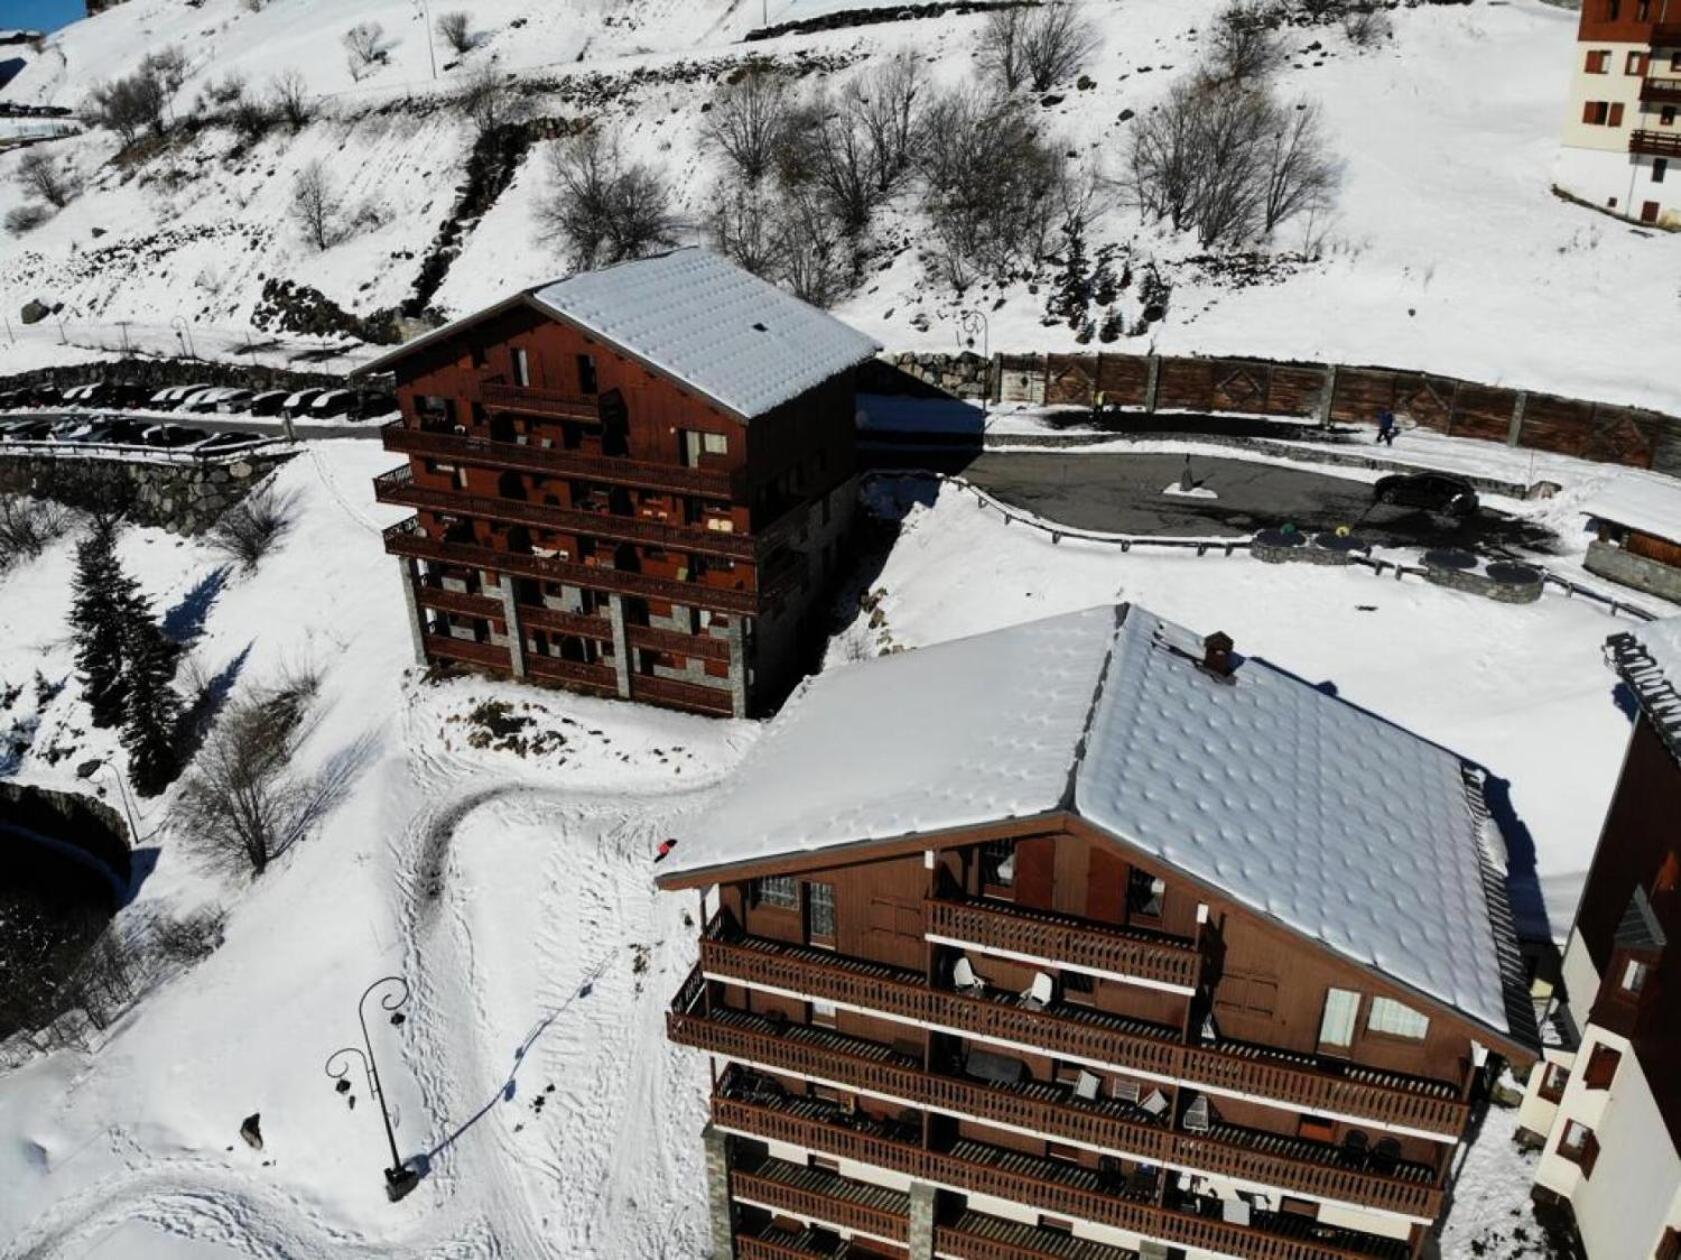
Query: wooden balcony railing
525 654 619 694
414 585 502 620
735 1238 838 1260
1640 77 1681 104
626 621 731 662
632 673 735 715
382 421 738 499
698 921 1469 1139
383 517 760 616
517 603 614 641
1630 129 1681 157
935 1210 1136 1260
479 380 601 421
730 1166 910 1246
373 465 756 561
712 1094 1395 1260
669 993 1441 1219
422 633 511 670
926 895 1202 993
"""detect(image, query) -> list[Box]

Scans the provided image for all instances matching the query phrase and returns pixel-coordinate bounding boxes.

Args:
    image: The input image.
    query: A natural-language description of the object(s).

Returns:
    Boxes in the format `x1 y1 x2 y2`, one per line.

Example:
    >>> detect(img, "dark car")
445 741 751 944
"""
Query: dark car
1372 472 1479 516
247 390 291 417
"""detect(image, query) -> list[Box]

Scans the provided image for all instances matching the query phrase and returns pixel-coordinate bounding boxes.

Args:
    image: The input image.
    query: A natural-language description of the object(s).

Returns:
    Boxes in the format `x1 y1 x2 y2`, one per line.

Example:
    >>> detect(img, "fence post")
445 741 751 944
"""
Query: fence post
1317 363 1338 428
1507 391 1528 448
989 351 1002 406
1038 353 1049 407
1144 354 1160 415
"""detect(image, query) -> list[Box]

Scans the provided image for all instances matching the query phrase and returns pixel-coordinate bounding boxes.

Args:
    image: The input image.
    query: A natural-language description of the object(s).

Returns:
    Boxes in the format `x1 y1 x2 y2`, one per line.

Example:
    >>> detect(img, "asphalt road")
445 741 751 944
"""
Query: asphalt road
959 452 1554 551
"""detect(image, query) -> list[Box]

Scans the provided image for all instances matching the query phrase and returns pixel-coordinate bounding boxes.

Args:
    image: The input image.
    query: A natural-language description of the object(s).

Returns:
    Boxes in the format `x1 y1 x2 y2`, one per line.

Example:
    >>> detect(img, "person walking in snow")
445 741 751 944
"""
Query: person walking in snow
1376 409 1397 446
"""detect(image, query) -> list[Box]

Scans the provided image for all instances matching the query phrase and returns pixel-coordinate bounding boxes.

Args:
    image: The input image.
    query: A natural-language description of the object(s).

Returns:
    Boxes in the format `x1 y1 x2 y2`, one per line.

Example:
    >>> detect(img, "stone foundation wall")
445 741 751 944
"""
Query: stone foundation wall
0 449 295 535
1585 539 1681 602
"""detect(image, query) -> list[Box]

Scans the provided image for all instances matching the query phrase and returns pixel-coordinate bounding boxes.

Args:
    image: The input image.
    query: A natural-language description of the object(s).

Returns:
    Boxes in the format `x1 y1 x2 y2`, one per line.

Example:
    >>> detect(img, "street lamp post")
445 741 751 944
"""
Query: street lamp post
170 315 197 360
957 308 991 415
325 975 419 1201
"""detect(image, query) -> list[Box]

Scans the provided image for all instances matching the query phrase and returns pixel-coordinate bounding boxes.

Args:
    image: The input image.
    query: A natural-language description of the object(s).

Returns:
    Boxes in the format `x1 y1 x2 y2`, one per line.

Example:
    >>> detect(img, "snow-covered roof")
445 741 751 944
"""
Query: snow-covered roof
1581 468 1681 544
360 248 881 421
665 605 1524 1041
1607 615 1681 761
528 248 881 419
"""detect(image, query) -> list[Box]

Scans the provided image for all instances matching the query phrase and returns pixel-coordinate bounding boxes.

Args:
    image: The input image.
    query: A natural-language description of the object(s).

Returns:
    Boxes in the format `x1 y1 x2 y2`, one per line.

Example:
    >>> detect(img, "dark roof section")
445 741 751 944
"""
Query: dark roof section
1616 885 1668 952
1606 628 1681 764
1464 769 1545 1054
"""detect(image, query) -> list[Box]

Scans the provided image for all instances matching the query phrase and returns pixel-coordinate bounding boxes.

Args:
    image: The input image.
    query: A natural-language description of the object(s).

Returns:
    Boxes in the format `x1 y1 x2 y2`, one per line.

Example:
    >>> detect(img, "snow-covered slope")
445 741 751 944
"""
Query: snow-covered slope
3 0 1679 417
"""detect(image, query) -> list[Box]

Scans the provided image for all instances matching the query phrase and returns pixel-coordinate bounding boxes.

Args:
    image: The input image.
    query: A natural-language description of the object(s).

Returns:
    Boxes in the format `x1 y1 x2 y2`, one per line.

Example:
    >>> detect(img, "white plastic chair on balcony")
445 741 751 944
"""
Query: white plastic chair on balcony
952 956 986 996
1074 1070 1102 1102
1140 1089 1169 1118
1221 1198 1251 1226
1184 1094 1213 1134
1020 971 1055 1011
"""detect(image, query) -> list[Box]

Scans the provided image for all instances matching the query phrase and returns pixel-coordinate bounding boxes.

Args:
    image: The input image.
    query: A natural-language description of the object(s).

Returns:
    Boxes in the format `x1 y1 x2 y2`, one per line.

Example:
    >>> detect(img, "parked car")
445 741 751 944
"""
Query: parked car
0 389 26 410
309 389 353 418
247 389 291 417
2 419 54 441
281 388 325 418
61 383 106 406
102 419 152 444
1372 472 1479 516
193 431 266 454
142 424 204 448
211 387 256 413
109 383 154 410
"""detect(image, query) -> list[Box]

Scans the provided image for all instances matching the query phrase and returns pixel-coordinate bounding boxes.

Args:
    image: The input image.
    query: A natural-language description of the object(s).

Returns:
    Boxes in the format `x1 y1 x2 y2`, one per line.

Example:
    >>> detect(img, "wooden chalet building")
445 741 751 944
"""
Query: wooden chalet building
1517 616 1681 1259
361 247 880 718
657 606 1540 1260
1582 471 1681 604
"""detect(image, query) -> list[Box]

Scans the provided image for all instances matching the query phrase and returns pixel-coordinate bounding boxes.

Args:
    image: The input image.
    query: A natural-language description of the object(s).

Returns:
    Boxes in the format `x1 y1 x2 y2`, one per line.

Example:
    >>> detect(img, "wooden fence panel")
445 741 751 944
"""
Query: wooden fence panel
1266 365 1327 418
1328 367 1396 424
1156 357 1217 411
1094 352 1150 406
1209 360 1273 413
1523 399 1657 467
997 354 1042 404
1044 354 1097 406
1450 384 1516 443
1650 421 1681 478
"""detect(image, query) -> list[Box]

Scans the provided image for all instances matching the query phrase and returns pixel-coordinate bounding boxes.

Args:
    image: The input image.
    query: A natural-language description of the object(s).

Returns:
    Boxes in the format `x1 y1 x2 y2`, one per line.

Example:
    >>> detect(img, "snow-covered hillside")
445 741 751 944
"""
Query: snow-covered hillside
3 0 1680 416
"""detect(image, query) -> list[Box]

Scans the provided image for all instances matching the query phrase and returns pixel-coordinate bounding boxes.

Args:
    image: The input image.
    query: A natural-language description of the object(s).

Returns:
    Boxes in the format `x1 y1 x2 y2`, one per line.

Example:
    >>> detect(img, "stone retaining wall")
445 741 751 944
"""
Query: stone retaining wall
1584 540 1681 603
0 448 295 535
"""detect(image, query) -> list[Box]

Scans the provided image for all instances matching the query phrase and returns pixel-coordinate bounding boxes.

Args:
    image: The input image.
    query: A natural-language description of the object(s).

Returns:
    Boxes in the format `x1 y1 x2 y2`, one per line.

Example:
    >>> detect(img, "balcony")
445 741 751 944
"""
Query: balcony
671 977 1442 1219
1630 129 1681 157
698 915 1470 1139
413 584 502 621
525 653 619 694
373 465 756 561
626 621 731 663
421 632 511 671
631 673 735 715
926 895 1202 993
1640 77 1681 105
478 378 601 421
713 1068 1405 1260
732 1153 911 1248
382 421 738 499
936 1211 1140 1260
383 517 760 617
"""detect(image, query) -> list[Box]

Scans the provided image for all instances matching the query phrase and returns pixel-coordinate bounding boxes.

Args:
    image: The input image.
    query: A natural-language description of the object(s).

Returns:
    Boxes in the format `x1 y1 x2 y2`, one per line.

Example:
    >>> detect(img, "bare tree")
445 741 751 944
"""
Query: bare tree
708 176 784 277
143 46 188 98
436 10 477 55
1127 79 1202 229
1342 4 1393 47
89 66 167 145
0 495 72 568
704 68 788 185
229 92 277 145
455 64 517 135
5 204 53 233
291 160 341 250
343 22 388 79
774 191 850 306
1258 97 1339 234
536 129 676 269
15 150 79 208
1207 0 1283 84
270 69 314 131
978 8 1029 93
1021 3 1100 92
843 53 926 194
172 665 355 878
1188 81 1268 247
209 485 296 572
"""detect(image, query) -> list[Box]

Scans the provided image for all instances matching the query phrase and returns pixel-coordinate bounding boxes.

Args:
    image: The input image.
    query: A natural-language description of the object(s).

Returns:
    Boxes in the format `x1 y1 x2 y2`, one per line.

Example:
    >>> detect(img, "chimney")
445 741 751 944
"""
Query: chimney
1202 632 1236 680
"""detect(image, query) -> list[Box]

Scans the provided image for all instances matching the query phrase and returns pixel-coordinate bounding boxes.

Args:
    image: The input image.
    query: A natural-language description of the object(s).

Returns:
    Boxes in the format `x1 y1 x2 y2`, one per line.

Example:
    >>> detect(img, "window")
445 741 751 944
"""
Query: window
512 347 531 388
1586 50 1610 74
811 997 837 1028
1673 52 1681 73
1539 1061 1569 1103
702 432 729 456
980 840 1016 888
1610 102 1626 126
1558 1120 1601 1176
1622 957 1651 993
1319 988 1361 1051
576 354 598 394
1627 51 1648 75
1583 1043 1622 1089
1637 0 1651 18
1367 996 1431 1040
808 881 836 944
1127 868 1165 918
1584 100 1611 126
417 394 454 425
1657 158 1670 184
1666 106 1679 127
752 876 798 911
1605 0 1619 18
1642 200 1661 223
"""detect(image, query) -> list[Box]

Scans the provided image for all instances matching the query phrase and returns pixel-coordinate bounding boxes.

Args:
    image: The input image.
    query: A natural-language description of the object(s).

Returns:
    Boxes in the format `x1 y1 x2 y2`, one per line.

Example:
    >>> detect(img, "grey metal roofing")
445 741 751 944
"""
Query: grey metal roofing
359 248 881 420
667 605 1531 1044
1616 886 1668 952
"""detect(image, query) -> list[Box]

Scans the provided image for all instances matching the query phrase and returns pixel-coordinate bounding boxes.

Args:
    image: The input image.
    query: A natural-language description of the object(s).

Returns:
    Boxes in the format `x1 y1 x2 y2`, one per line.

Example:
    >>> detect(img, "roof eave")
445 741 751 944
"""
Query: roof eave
350 290 550 378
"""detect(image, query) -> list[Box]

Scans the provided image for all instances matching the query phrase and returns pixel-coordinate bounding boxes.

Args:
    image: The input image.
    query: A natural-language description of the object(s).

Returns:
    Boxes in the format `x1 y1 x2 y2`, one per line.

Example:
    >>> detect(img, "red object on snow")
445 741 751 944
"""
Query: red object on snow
654 838 677 863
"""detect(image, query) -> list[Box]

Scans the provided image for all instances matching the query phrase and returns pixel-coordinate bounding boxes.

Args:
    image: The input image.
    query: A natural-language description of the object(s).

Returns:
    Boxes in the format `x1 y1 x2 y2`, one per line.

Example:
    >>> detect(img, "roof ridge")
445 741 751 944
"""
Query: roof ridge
1060 604 1132 812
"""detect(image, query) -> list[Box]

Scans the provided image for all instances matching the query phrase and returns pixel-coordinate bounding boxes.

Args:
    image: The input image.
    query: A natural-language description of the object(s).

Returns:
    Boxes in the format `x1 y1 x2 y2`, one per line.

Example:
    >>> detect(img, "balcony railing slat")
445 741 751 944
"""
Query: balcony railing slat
730 1169 910 1244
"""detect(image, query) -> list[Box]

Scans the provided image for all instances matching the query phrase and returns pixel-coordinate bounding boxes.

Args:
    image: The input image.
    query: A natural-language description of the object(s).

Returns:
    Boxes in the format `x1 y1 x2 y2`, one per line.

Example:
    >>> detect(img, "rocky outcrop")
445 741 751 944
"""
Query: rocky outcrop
860 351 993 401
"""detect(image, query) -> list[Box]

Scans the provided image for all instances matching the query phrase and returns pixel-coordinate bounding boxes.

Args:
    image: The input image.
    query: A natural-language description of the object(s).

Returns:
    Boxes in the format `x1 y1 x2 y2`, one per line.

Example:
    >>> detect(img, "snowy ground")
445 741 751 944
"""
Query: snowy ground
0 439 1640 1258
3 0 1679 415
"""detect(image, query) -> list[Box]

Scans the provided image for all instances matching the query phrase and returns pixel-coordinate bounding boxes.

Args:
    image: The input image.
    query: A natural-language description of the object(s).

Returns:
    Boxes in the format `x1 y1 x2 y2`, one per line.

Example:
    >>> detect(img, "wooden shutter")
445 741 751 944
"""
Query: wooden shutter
1013 837 1056 910
1582 101 1598 124
1580 1129 1600 1178
1085 845 1128 924
1610 102 1626 126
1656 1225 1680 1260
1584 1043 1622 1089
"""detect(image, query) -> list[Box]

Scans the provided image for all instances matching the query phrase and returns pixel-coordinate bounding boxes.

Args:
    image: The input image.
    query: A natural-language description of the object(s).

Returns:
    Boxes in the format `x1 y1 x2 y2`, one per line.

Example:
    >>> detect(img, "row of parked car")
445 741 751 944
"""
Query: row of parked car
0 380 397 422
0 416 271 456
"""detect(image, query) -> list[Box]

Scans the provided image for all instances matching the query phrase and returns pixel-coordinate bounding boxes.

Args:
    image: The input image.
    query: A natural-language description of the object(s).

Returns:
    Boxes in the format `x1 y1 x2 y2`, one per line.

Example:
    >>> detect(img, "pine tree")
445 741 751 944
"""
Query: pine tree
118 582 182 797
70 521 130 729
